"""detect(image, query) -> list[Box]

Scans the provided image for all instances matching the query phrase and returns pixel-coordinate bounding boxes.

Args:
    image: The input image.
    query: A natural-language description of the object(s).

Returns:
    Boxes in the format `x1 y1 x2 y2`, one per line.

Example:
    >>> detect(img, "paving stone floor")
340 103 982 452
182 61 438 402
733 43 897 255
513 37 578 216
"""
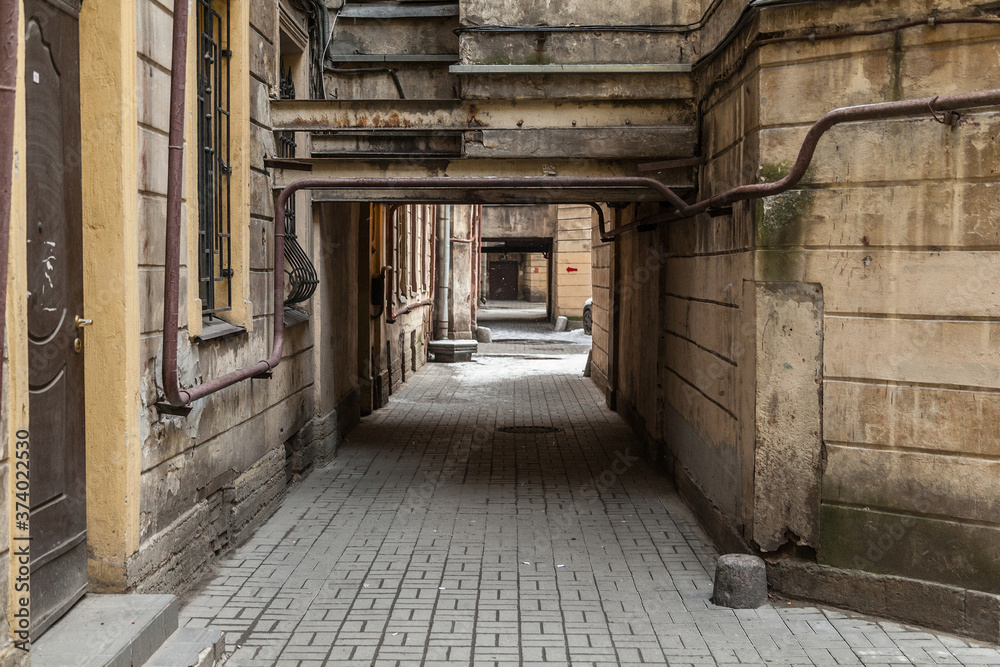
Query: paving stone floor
181 322 1000 666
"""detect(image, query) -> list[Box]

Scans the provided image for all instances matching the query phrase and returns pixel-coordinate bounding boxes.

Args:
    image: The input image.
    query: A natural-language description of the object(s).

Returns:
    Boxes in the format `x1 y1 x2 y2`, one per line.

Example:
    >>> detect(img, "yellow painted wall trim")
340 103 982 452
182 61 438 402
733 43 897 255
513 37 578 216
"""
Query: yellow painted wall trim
79 0 142 591
7 3 29 644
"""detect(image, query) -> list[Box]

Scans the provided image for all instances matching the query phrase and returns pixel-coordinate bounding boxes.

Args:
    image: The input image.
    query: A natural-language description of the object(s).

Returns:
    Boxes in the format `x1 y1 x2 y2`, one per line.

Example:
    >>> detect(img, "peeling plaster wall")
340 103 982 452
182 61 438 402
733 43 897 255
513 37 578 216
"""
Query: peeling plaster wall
132 0 325 594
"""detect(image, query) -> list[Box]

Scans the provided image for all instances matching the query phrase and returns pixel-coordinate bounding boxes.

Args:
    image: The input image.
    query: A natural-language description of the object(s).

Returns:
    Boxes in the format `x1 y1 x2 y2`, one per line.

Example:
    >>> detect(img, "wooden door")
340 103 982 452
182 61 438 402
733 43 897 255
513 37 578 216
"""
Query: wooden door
25 0 88 638
488 261 518 301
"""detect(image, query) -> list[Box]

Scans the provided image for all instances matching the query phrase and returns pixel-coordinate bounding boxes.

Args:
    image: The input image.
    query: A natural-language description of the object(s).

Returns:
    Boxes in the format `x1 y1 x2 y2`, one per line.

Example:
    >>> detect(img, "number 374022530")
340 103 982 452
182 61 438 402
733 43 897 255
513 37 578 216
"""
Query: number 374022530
14 429 29 528
13 429 30 651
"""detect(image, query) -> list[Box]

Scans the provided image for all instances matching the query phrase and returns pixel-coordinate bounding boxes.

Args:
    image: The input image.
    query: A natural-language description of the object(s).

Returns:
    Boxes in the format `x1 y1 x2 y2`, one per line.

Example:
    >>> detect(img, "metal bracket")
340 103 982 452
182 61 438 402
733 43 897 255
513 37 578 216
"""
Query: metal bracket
155 401 193 417
264 158 314 171
928 97 961 127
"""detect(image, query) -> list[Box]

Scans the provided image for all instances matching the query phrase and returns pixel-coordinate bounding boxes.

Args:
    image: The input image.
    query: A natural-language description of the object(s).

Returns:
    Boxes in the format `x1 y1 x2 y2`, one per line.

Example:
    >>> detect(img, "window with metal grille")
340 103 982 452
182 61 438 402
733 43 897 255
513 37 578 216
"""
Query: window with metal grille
197 0 233 318
277 64 318 305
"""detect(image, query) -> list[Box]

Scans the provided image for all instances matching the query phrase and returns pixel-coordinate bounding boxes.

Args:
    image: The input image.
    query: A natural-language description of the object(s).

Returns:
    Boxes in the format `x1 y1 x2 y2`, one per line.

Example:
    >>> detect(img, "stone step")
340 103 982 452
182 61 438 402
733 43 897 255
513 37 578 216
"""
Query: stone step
144 627 224 667
33 594 178 667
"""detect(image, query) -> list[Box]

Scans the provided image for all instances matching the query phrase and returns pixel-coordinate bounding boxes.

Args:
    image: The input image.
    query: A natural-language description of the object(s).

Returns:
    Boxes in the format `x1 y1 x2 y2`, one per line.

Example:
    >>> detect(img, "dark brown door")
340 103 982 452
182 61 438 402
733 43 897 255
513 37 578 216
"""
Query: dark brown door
25 0 87 638
489 261 518 300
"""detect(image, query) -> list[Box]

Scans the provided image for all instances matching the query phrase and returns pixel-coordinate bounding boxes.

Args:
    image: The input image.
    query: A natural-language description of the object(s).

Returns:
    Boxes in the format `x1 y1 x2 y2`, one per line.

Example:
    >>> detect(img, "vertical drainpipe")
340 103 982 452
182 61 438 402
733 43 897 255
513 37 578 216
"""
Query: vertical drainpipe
435 205 451 340
471 206 480 329
161 0 190 406
0 0 20 406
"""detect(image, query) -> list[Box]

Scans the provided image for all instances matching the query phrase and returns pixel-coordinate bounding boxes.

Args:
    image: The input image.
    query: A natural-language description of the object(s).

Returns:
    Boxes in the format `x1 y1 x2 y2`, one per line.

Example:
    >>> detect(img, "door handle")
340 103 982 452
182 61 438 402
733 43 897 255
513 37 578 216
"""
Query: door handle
75 316 93 329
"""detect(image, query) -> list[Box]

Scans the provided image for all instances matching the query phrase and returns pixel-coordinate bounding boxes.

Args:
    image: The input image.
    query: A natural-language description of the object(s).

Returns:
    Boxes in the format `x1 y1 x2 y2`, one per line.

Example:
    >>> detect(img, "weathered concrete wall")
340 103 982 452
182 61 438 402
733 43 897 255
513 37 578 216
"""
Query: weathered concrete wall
325 9 459 101
461 0 701 27
751 15 1000 600
753 282 823 552
593 0 1000 640
612 206 665 448
633 34 760 554
481 205 556 240
384 308 429 394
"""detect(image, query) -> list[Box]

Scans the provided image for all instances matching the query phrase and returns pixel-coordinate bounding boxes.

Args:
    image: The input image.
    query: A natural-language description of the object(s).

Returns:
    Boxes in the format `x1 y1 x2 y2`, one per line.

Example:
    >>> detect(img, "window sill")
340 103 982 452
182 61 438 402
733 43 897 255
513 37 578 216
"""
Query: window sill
284 306 310 328
197 318 247 342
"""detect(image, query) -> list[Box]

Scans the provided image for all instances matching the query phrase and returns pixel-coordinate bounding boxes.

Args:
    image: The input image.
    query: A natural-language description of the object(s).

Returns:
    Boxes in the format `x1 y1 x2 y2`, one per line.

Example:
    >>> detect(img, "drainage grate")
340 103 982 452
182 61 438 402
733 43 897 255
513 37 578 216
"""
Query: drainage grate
496 426 564 435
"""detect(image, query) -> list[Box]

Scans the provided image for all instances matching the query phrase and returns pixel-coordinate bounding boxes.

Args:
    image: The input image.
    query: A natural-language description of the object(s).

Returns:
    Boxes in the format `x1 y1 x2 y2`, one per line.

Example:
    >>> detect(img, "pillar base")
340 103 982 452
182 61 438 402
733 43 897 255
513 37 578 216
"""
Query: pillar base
428 339 478 363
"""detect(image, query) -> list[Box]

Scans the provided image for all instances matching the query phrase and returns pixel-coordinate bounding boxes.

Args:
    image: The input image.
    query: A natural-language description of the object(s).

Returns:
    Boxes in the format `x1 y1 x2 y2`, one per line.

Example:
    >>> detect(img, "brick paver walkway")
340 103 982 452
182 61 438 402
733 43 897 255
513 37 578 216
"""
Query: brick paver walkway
182 322 1000 666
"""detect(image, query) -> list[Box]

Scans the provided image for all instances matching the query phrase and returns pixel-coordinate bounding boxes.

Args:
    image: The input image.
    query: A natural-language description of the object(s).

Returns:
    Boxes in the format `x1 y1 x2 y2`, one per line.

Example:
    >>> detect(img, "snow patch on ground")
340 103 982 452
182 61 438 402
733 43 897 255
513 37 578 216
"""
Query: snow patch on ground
450 353 588 386
490 326 591 343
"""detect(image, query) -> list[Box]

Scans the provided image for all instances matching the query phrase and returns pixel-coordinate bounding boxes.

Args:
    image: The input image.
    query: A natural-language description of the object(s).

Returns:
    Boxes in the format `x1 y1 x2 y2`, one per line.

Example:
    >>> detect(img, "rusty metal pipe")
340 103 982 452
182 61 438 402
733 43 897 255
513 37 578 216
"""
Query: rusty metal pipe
394 298 435 318
384 203 399 323
584 203 610 242
612 88 1000 238
162 0 190 405
162 0 282 406
0 0 18 408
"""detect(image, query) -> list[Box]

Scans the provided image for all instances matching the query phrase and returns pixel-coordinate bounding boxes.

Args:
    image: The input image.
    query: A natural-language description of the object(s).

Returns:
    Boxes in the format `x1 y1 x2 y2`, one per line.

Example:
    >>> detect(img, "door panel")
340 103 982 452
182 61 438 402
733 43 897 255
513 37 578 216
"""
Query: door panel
25 0 87 639
489 261 518 301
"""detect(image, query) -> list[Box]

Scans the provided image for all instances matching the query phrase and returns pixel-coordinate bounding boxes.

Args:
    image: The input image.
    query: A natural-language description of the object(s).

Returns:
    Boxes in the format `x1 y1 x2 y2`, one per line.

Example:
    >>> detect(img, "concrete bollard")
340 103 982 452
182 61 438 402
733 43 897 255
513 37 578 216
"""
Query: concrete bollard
555 316 569 332
712 554 768 608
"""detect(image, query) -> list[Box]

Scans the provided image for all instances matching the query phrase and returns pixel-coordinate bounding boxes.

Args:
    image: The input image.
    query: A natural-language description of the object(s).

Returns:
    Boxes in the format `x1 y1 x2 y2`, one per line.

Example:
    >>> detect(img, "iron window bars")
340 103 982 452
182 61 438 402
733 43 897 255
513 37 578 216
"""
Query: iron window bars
278 65 318 305
196 0 233 318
